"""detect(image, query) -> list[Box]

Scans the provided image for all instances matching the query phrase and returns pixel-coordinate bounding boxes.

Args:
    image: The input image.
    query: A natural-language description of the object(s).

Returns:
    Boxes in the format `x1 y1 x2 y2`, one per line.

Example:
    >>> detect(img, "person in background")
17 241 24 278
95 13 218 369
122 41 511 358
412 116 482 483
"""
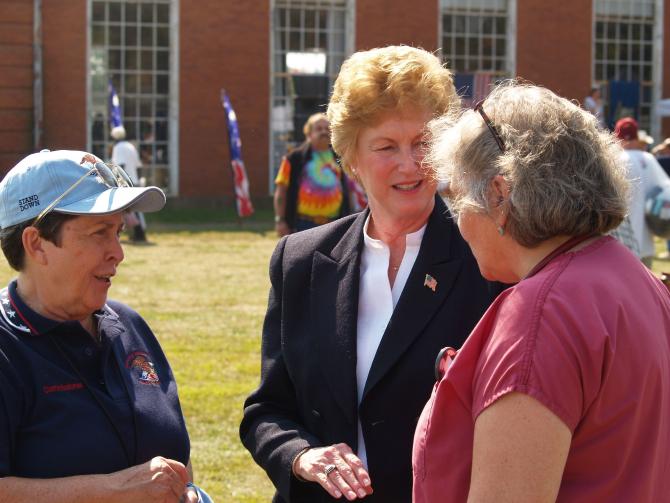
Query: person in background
273 113 351 237
0 150 205 502
651 138 670 258
652 137 670 175
637 129 655 151
614 117 670 267
241 45 501 503
583 86 606 128
111 125 148 243
414 82 670 503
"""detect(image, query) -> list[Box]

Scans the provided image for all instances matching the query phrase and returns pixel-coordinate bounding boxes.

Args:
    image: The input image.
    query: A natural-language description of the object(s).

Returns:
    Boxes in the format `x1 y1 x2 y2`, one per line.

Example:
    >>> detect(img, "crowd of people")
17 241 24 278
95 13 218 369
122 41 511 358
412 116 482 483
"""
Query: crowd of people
1 45 669 503
584 87 670 265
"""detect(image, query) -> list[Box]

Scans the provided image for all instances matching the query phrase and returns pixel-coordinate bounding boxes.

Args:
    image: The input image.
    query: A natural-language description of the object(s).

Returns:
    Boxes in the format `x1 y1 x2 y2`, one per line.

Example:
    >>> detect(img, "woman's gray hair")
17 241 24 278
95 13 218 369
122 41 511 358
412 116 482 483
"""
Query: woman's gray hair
427 82 629 247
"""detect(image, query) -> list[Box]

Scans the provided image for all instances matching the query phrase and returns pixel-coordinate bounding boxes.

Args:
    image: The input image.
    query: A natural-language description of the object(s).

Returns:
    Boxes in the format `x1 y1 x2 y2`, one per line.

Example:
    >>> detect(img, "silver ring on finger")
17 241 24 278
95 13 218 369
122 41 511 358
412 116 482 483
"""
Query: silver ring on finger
324 464 337 476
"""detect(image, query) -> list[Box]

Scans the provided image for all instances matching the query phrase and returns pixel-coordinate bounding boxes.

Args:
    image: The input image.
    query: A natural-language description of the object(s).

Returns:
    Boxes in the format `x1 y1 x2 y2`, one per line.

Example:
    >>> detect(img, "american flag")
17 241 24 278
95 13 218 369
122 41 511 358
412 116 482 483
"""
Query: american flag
424 274 438 292
221 90 254 218
108 80 122 128
472 72 494 106
456 72 494 108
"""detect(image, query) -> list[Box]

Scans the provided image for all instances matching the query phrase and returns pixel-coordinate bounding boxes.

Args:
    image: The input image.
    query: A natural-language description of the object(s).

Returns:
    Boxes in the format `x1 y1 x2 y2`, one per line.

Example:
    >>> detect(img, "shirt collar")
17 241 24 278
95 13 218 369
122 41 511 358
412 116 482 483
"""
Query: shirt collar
362 215 427 252
4 279 112 336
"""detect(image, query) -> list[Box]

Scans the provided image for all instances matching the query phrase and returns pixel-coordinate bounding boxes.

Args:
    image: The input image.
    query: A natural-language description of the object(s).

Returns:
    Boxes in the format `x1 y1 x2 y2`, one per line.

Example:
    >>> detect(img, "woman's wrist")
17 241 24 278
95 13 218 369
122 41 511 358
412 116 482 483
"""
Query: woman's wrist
185 482 199 501
291 447 311 481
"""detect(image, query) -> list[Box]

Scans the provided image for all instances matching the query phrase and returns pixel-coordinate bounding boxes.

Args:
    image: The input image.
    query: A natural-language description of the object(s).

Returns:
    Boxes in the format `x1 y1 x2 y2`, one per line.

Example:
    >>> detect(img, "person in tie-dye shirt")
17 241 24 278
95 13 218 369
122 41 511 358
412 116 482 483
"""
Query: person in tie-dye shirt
273 113 351 236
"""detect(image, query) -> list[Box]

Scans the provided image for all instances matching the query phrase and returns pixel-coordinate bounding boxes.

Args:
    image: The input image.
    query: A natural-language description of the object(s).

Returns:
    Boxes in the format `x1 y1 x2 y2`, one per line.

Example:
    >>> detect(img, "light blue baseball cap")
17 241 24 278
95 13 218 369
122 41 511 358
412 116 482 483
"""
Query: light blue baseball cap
0 149 166 228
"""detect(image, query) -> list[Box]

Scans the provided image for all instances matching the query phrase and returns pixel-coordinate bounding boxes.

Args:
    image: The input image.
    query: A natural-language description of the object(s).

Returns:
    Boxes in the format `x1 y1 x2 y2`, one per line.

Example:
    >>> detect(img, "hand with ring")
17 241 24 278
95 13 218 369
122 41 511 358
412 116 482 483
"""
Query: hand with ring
293 443 373 500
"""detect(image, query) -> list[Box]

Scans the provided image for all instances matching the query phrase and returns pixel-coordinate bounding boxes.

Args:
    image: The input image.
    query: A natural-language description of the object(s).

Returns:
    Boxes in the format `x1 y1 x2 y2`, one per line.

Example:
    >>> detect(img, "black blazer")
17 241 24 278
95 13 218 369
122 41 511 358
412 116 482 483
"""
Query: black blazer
240 197 502 502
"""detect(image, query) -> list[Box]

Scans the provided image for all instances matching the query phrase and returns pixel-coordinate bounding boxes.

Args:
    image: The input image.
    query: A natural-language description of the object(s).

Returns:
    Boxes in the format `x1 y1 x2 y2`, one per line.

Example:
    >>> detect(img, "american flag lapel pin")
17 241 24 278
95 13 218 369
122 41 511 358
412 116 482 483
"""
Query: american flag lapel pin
424 274 437 292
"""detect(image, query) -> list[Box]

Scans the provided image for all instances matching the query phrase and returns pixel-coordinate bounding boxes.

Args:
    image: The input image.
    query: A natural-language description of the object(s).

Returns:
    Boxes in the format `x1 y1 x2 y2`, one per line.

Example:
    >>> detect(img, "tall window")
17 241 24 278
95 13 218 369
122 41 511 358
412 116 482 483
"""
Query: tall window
89 0 176 193
594 0 656 132
270 0 352 187
440 0 511 104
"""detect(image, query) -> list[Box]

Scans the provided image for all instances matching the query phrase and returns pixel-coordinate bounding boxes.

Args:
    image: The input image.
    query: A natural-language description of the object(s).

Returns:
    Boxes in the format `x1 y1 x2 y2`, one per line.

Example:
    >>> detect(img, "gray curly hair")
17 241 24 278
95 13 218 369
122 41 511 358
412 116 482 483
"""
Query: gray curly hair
427 82 629 248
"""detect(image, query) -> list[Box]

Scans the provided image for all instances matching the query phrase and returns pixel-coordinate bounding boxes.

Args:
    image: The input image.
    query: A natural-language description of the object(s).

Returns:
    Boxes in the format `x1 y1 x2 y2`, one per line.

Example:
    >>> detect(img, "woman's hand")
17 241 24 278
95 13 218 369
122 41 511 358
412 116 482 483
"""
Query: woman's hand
0 457 198 503
293 444 373 500
109 456 192 502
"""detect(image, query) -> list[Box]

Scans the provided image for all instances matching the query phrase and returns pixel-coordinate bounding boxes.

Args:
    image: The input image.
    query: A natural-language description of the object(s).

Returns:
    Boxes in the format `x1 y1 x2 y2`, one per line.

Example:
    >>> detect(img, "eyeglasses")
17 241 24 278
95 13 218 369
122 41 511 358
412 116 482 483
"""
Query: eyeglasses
32 161 133 228
474 100 506 153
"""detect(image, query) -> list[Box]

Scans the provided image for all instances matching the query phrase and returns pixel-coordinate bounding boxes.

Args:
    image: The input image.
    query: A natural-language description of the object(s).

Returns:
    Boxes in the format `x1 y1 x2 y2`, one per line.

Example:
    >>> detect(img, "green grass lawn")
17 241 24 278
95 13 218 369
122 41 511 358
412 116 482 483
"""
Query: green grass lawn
0 214 668 502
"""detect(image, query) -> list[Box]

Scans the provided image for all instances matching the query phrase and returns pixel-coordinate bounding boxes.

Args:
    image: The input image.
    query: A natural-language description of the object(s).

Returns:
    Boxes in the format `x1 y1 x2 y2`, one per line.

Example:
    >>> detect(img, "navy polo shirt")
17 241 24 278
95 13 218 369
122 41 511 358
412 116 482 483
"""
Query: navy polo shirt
0 280 190 477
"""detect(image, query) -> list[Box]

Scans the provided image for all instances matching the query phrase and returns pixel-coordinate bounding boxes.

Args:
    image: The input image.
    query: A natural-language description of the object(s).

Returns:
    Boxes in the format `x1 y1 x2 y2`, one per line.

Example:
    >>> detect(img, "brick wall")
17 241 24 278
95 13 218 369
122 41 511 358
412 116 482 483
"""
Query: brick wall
41 0 87 151
179 0 270 198
5 1 667 197
355 0 439 51
516 0 592 102
0 0 33 174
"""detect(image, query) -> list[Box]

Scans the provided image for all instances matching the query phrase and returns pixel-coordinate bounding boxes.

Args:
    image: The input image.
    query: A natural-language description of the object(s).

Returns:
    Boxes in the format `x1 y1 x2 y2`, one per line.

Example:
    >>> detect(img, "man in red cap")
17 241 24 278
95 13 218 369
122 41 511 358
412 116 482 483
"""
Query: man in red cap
614 117 670 267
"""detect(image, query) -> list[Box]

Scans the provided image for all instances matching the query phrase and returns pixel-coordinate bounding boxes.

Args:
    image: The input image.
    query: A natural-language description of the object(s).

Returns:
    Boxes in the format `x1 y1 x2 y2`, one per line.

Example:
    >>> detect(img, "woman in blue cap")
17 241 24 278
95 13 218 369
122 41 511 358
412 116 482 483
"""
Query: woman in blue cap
0 150 204 502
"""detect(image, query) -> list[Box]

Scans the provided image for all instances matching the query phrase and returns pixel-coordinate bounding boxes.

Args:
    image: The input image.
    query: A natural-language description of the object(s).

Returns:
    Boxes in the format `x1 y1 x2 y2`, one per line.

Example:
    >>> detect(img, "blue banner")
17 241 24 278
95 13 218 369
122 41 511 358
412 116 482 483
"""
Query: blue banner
108 80 122 128
608 80 640 128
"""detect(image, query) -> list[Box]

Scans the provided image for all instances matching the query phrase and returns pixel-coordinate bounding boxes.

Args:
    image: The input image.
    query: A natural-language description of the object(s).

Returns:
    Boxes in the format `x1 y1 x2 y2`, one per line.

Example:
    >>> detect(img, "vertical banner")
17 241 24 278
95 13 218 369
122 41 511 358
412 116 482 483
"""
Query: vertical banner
221 90 254 217
108 80 123 128
608 80 640 128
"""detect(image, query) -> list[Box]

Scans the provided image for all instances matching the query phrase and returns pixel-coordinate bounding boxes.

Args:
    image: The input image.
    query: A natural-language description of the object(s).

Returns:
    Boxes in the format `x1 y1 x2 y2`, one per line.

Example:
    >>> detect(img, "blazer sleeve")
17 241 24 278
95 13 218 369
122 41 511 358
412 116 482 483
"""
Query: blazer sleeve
239 236 322 501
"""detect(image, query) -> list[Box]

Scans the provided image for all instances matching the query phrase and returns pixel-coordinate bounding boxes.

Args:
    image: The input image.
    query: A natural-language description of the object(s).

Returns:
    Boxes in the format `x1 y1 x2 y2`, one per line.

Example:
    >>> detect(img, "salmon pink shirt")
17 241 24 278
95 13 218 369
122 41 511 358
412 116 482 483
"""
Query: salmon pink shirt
413 237 670 502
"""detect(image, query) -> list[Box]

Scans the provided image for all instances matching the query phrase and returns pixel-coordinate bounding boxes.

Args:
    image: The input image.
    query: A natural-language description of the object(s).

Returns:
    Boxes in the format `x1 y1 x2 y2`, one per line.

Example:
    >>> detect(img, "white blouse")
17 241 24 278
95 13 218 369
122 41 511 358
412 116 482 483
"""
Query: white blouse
355 216 426 468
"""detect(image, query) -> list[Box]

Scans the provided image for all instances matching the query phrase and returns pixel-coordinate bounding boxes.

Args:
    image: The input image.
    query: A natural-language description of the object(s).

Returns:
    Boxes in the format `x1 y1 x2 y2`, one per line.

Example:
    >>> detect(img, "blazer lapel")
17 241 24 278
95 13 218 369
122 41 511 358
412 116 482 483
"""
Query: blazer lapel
362 197 463 398
312 211 367 425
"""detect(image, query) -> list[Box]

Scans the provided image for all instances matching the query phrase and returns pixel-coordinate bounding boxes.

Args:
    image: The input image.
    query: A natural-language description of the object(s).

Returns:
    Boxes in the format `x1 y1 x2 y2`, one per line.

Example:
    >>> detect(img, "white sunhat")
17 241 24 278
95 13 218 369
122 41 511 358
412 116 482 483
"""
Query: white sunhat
0 149 166 228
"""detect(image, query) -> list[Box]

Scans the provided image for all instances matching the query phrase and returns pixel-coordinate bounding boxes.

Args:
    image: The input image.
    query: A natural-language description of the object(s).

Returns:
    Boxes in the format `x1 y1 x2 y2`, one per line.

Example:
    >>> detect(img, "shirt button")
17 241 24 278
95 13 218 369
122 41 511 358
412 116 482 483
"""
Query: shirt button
84 347 94 357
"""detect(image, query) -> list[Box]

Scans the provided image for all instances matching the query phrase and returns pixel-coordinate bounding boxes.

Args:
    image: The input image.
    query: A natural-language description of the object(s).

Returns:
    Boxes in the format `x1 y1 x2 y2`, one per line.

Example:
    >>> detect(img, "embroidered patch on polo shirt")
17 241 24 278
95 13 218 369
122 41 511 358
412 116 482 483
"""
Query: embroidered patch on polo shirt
125 351 160 385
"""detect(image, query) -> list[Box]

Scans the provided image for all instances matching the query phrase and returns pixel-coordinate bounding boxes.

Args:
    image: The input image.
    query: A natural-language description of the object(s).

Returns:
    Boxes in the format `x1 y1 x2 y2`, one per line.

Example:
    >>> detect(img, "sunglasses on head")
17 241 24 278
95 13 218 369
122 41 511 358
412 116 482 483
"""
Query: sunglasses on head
32 161 133 228
474 99 506 153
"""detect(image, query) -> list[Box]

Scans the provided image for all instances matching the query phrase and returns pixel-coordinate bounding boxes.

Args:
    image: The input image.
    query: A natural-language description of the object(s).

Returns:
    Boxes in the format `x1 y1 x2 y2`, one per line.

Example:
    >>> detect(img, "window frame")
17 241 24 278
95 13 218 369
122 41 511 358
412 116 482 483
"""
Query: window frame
86 0 179 196
268 0 354 194
592 0 662 140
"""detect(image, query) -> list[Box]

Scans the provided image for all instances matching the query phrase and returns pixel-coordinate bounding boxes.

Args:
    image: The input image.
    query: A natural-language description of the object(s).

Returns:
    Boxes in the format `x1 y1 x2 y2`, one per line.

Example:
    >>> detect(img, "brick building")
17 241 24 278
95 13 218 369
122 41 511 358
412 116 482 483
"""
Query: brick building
1 0 668 204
